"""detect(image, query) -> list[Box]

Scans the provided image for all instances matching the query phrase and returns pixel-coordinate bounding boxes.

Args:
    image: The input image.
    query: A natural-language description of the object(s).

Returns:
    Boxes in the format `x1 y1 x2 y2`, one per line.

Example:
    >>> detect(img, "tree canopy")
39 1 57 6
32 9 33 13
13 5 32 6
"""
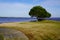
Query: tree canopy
29 6 51 21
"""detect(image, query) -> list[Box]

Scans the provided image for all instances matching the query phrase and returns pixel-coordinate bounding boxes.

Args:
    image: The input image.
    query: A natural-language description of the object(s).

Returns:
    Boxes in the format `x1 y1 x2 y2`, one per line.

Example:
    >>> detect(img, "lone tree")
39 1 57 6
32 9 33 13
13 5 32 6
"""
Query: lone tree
29 6 51 21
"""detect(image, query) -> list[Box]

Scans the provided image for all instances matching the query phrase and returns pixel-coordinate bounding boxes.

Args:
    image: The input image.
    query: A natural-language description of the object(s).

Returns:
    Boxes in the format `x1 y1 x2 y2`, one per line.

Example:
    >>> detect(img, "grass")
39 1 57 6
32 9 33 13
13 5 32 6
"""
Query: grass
0 34 4 40
0 20 60 40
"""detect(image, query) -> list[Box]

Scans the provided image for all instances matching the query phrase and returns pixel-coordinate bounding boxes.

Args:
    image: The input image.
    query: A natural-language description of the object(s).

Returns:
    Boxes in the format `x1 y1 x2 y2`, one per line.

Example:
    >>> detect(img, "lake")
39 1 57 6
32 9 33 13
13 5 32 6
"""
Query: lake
0 17 60 23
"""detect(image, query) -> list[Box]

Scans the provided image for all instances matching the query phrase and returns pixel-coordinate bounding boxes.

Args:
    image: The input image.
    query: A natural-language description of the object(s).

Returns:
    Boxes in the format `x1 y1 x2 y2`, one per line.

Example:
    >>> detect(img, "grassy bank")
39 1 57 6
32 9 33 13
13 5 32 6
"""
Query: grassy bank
0 20 60 40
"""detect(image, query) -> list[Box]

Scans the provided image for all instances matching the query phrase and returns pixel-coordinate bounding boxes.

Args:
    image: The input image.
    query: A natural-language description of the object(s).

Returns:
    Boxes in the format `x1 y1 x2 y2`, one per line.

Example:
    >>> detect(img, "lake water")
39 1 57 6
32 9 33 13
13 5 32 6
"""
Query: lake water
0 17 60 23
0 17 36 23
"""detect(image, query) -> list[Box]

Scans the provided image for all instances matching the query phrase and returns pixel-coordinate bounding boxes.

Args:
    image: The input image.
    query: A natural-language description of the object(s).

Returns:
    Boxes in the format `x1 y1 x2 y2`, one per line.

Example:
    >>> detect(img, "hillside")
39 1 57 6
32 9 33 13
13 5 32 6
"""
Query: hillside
0 20 60 40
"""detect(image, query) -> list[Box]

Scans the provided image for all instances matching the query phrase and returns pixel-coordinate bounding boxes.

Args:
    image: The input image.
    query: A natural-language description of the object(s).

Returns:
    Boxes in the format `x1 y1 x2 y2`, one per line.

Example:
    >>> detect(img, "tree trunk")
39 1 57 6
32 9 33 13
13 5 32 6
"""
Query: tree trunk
37 17 44 21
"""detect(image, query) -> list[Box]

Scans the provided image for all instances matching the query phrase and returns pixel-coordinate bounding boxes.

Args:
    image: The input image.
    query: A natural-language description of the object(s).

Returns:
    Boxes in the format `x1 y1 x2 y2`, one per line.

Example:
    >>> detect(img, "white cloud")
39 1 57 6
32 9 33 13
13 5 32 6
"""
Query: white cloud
40 0 60 7
0 0 60 17
39 0 60 17
0 3 34 17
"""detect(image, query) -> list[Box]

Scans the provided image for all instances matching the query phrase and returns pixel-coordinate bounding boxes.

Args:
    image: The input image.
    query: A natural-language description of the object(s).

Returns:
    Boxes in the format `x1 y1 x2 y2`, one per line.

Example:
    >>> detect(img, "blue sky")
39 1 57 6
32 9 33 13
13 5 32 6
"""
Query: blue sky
0 0 60 17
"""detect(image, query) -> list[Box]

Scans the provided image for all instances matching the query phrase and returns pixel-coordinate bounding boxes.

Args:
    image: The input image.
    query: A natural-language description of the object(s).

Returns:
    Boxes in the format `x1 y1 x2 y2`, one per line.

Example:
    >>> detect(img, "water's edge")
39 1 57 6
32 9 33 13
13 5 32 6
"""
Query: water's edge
0 17 60 23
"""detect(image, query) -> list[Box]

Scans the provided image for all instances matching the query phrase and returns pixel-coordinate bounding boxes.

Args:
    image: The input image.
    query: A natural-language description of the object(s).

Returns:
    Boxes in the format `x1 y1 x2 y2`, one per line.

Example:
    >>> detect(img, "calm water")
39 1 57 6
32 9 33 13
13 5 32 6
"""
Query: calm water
0 17 36 23
0 17 60 23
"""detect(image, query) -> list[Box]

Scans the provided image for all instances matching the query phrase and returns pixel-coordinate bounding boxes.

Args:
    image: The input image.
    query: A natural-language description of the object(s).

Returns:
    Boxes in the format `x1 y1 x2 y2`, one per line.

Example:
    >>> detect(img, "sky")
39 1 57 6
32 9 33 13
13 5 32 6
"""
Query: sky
0 0 60 17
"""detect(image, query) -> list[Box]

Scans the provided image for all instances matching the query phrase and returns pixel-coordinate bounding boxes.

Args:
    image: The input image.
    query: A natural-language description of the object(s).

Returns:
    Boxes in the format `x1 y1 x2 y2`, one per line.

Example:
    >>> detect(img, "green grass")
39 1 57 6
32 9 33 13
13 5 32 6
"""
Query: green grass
0 20 60 40
0 34 4 40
